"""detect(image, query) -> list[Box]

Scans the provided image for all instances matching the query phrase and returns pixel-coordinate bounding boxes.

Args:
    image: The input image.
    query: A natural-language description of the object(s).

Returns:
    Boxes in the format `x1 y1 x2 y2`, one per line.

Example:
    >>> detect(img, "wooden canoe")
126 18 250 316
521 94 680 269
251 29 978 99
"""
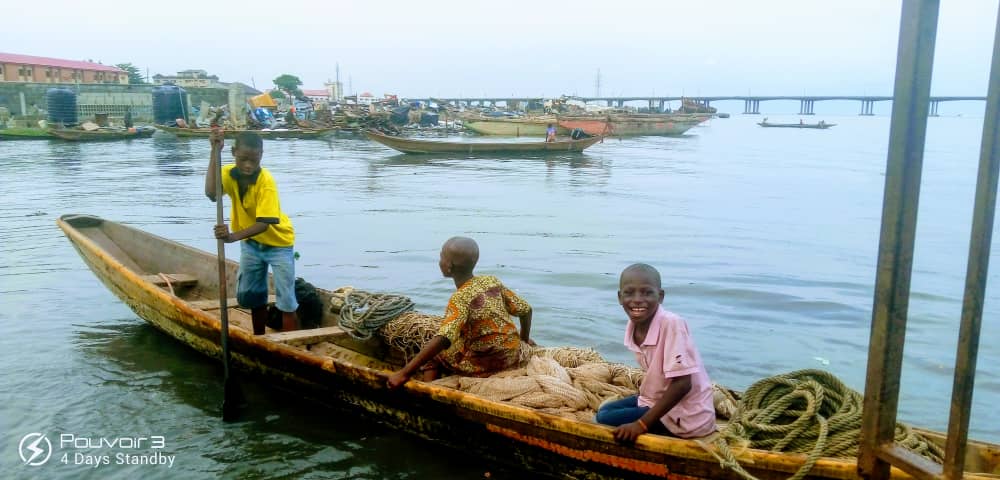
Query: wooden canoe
58 214 1000 480
0 127 55 140
758 121 836 129
364 130 603 154
157 125 335 139
558 114 707 137
463 117 567 136
48 127 156 141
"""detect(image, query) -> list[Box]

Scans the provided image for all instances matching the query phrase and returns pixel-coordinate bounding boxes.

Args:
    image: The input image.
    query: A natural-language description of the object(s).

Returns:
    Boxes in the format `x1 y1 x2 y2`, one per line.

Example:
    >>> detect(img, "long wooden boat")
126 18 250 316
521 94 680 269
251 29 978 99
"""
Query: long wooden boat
0 127 54 140
157 124 335 139
58 213 1000 480
463 116 568 136
558 114 707 137
48 126 156 141
758 121 836 129
365 130 602 154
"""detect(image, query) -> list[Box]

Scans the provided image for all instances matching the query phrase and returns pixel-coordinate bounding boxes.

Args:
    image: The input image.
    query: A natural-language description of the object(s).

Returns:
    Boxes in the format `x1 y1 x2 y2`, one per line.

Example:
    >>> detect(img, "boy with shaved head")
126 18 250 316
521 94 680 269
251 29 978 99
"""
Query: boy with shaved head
388 237 534 388
595 263 716 442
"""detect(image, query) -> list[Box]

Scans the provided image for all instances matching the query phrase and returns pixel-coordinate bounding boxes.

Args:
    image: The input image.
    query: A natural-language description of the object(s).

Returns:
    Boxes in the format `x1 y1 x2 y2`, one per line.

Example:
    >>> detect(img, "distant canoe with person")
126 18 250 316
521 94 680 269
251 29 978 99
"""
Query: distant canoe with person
364 129 602 154
758 119 836 129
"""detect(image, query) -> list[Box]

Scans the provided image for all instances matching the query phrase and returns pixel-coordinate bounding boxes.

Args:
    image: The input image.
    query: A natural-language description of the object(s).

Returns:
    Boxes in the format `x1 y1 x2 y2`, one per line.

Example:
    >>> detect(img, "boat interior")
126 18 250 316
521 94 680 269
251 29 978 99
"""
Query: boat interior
60 214 1000 476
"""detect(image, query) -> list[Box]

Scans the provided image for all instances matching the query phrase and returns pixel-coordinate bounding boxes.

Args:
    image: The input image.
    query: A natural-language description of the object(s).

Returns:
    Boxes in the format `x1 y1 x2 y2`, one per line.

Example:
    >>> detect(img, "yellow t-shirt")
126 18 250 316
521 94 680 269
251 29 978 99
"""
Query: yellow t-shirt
221 164 294 247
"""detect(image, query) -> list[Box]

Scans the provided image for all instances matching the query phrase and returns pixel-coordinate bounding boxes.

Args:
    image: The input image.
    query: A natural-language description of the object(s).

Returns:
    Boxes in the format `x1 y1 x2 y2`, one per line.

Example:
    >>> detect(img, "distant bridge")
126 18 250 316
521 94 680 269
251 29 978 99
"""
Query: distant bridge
416 95 986 116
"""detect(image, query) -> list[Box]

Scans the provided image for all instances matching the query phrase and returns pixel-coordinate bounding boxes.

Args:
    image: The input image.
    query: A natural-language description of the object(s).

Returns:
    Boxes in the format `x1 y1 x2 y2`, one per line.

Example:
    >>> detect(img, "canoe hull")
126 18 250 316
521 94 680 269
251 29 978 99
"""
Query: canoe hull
365 130 603 154
57 214 999 480
558 115 706 136
758 123 836 129
0 128 54 140
464 118 567 136
49 127 156 141
157 125 334 138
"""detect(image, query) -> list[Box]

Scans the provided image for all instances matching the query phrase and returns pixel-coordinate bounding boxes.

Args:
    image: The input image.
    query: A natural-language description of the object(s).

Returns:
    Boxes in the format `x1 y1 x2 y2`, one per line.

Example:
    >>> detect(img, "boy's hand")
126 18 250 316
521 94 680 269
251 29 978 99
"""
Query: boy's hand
387 371 410 390
612 422 646 443
214 224 232 243
209 127 224 150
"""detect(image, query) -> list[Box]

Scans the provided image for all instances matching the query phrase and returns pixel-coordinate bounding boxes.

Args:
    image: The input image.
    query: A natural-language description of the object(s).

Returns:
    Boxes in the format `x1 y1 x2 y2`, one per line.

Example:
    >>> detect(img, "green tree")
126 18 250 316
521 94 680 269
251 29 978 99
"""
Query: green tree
115 63 145 84
269 89 286 100
272 74 304 99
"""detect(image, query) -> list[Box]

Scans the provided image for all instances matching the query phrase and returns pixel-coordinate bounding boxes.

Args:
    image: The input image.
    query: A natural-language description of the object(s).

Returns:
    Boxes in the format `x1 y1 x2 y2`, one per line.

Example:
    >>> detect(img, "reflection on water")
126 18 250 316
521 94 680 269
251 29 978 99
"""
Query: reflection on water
153 135 197 176
1 116 997 479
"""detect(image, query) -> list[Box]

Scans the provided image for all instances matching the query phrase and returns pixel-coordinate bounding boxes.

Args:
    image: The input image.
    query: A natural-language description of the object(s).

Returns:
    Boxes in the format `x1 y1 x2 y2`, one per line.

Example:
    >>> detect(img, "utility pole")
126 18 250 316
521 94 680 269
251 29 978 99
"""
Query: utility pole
595 68 601 97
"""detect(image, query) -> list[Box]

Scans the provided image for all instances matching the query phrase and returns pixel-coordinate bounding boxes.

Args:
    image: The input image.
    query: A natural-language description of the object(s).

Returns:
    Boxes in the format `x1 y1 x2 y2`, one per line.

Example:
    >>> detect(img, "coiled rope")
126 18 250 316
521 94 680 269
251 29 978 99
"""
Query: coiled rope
335 289 415 340
706 369 944 480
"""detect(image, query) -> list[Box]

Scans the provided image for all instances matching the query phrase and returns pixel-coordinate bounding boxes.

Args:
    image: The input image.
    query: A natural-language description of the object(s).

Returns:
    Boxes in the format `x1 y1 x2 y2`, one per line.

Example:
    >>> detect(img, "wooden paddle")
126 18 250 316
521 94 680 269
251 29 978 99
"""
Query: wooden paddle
210 112 244 421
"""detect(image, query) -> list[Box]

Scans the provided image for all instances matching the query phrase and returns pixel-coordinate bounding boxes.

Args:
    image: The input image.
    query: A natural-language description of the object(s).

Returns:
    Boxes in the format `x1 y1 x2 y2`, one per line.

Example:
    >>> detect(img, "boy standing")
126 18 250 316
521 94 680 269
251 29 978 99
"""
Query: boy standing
387 237 533 388
205 129 298 334
595 263 716 442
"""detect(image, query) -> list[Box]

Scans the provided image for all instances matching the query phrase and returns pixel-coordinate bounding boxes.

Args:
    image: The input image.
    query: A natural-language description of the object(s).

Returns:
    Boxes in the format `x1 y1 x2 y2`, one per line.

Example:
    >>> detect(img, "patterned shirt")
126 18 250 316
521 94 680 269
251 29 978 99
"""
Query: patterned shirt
435 275 532 376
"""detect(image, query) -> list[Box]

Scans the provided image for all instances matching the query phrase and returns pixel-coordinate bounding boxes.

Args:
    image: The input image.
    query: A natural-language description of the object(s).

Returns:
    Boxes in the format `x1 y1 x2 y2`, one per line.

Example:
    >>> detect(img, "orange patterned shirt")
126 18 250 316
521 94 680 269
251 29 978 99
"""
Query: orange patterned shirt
435 275 532 376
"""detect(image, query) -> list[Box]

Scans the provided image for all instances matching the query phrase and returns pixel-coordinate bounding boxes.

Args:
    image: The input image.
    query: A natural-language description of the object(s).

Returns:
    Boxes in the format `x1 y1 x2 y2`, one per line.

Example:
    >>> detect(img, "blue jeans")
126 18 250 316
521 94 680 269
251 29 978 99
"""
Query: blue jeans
595 395 649 426
237 239 298 312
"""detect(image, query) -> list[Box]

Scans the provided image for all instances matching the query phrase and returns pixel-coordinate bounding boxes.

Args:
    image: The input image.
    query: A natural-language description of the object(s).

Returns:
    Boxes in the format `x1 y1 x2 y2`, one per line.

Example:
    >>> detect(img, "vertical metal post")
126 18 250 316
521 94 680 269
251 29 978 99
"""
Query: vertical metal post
859 1 940 479
943 7 1000 479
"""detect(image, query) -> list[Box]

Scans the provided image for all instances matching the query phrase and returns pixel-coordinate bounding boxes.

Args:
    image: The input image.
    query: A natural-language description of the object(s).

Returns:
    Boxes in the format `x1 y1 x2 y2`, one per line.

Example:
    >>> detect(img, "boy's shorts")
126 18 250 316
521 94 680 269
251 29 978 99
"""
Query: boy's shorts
237 239 298 312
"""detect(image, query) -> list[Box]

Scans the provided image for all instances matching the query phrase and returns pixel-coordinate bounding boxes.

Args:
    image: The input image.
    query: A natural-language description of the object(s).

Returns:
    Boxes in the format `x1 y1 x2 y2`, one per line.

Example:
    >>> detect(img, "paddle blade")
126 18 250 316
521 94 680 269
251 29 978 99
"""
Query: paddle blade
222 375 246 422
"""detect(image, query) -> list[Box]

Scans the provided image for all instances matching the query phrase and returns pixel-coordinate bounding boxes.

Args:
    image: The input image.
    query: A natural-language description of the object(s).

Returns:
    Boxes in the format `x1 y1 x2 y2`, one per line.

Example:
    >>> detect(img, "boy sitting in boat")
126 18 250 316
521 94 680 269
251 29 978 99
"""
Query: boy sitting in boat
595 263 716 442
205 129 299 334
387 237 534 388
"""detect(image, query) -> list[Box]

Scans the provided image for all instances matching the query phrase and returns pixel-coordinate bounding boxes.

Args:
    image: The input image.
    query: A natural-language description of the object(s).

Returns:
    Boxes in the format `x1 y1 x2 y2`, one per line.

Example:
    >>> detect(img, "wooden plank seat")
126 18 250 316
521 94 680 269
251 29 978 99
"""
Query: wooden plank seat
186 296 276 310
263 326 351 346
141 273 198 288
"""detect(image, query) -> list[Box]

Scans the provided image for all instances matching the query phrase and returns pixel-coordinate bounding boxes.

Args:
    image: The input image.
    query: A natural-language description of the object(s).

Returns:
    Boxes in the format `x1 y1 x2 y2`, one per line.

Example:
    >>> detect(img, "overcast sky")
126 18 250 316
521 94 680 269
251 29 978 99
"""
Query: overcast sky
2 0 996 98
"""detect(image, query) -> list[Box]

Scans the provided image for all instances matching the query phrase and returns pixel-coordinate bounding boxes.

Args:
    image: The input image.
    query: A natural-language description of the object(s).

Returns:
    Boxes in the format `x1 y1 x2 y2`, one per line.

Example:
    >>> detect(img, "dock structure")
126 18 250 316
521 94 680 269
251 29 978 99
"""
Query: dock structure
419 95 986 116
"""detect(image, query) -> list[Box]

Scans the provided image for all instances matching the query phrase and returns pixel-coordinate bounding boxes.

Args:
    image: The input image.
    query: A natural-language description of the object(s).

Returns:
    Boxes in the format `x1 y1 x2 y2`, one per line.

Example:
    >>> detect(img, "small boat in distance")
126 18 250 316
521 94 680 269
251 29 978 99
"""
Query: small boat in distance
364 129 602 154
0 127 55 140
157 125 334 139
758 118 836 129
49 126 156 141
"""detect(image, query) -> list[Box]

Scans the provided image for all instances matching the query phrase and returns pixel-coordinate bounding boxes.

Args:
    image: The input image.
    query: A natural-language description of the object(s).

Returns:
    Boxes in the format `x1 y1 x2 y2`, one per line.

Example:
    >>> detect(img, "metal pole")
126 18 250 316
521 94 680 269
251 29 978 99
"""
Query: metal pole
858 1 940 479
943 5 1000 478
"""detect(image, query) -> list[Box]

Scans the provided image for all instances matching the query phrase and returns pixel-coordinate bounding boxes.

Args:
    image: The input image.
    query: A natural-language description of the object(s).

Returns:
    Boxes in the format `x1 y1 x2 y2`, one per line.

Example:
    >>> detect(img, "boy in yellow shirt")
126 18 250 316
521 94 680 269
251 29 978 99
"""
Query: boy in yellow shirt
205 130 298 334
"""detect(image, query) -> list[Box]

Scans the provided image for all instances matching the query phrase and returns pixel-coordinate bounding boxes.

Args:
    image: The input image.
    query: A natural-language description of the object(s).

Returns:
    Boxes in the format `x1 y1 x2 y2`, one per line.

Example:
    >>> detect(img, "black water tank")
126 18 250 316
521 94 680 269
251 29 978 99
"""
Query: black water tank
46 88 77 126
419 111 439 126
152 85 187 125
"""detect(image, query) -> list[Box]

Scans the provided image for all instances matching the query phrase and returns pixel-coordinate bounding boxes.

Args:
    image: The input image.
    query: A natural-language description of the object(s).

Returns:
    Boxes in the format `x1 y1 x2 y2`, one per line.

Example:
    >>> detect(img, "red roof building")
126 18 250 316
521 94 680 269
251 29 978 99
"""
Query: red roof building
0 52 127 84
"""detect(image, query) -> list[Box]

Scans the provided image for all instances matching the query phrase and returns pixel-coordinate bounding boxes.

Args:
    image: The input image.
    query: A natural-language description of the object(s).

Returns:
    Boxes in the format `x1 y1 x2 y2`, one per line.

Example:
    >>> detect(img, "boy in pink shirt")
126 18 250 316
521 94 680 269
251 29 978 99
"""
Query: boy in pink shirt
595 263 716 442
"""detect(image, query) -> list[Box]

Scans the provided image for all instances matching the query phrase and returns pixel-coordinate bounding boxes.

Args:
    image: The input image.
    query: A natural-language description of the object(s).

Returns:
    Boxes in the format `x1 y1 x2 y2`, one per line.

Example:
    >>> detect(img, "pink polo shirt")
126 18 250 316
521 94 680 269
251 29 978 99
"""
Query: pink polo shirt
624 306 716 438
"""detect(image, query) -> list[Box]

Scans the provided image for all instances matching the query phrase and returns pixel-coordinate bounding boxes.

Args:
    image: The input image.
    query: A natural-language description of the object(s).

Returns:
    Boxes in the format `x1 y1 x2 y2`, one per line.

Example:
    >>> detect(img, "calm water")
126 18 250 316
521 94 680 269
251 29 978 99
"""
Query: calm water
2 115 997 478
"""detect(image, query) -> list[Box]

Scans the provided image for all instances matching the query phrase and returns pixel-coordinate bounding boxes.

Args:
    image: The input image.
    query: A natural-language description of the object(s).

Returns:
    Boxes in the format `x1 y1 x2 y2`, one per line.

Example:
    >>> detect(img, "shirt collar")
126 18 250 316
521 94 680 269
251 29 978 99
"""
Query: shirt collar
624 305 664 352
229 167 261 184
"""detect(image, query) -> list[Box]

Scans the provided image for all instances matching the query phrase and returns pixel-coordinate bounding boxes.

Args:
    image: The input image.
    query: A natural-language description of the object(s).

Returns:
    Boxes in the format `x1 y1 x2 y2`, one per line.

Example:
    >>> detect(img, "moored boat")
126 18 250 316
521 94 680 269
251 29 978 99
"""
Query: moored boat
157 125 334 139
463 116 568 136
364 129 602 154
0 127 54 140
58 213 1000 480
558 113 708 137
48 126 156 141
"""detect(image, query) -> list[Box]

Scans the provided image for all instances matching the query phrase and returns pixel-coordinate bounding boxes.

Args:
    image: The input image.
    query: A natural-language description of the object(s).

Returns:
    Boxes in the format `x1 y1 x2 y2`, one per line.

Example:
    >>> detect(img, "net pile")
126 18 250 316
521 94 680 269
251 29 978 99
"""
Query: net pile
373 299 946 479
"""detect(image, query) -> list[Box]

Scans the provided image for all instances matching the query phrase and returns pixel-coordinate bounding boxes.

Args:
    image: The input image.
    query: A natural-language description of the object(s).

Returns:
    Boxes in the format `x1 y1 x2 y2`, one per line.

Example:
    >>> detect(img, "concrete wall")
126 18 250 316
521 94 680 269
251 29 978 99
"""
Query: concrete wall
0 82 231 123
